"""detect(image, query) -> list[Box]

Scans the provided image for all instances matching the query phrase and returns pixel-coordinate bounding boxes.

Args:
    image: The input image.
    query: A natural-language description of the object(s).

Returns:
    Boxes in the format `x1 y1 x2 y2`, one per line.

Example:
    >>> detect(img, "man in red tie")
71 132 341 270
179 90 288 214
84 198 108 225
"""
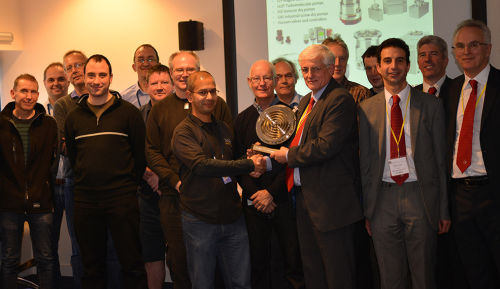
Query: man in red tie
358 38 450 289
271 44 363 288
415 35 451 97
441 19 500 288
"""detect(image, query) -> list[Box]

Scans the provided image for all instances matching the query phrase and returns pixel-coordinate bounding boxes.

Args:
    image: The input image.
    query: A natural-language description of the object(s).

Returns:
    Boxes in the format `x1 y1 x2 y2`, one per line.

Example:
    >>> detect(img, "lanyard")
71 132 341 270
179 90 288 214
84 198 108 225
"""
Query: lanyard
296 100 314 133
188 115 224 160
461 82 487 114
136 90 142 107
385 92 411 157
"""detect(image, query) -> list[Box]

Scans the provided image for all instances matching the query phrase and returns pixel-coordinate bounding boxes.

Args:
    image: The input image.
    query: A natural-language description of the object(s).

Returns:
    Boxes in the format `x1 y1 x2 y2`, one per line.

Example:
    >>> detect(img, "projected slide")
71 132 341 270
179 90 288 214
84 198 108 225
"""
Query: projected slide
267 0 434 94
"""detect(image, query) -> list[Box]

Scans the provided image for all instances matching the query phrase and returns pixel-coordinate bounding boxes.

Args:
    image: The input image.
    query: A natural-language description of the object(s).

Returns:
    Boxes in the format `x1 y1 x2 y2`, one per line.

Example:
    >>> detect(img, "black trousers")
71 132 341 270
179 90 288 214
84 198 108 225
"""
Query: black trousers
74 194 147 289
451 180 500 289
242 197 305 289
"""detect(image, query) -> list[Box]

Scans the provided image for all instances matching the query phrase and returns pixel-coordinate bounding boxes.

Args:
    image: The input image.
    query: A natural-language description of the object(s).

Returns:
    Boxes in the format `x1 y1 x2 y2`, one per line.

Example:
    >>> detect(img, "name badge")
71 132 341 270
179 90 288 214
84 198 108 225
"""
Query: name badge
222 176 232 184
388 157 409 176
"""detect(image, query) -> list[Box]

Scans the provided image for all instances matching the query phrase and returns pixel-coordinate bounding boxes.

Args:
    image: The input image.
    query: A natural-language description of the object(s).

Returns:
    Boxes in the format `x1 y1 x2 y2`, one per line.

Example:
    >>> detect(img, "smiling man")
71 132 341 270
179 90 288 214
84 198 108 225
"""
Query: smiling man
359 38 449 289
415 35 451 97
138 64 173 289
172 71 265 289
323 36 371 109
145 51 233 289
65 54 147 289
233 60 305 289
0 74 58 289
121 44 160 108
270 44 363 288
42 62 69 288
441 19 500 288
272 57 303 107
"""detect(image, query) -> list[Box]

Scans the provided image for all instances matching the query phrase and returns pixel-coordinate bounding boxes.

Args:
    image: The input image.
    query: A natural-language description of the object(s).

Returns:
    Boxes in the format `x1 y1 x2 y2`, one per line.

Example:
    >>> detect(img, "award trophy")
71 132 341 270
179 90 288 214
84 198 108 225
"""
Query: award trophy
252 105 298 154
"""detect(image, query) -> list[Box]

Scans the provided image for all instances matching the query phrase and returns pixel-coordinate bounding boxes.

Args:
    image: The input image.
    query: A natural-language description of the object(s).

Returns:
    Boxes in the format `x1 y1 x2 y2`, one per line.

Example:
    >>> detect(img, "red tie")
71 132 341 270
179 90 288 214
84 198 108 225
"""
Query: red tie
456 80 478 173
286 97 315 192
428 86 437 96
390 95 409 185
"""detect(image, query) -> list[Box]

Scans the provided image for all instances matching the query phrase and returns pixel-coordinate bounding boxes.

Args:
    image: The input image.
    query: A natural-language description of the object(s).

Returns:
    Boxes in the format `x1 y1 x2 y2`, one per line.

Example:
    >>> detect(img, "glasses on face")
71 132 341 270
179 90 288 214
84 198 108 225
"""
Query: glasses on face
135 58 158 65
301 66 325 74
192 89 219 97
65 62 84 73
276 74 294 81
452 42 488 52
173 68 197 75
249 76 274 85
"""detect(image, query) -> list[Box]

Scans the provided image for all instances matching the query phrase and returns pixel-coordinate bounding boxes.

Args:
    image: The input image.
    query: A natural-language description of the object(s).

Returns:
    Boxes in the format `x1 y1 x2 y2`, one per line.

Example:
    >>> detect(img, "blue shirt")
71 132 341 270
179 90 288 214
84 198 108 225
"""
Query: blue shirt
120 82 149 108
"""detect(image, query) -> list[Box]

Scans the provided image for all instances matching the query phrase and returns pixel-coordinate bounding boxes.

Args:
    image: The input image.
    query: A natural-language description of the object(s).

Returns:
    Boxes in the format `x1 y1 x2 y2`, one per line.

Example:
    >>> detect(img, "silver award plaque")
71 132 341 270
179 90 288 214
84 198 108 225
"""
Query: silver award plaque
253 105 297 154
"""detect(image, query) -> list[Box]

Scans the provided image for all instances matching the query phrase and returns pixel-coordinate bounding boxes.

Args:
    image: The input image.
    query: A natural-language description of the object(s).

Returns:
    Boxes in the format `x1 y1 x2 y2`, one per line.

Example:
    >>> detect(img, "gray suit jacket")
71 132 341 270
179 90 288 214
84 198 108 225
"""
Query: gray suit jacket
359 87 449 230
288 78 364 232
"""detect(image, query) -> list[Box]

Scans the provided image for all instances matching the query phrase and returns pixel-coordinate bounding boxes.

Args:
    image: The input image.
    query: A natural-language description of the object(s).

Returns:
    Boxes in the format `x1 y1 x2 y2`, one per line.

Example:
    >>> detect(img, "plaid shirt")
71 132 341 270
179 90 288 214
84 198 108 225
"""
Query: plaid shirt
339 77 371 111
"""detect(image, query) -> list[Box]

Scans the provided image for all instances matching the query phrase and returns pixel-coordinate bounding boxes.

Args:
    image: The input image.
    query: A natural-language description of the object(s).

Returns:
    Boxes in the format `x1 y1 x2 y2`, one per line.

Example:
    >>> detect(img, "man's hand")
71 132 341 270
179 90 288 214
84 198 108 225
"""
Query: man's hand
438 219 451 234
143 167 155 181
270 146 289 164
250 154 266 176
175 181 181 193
365 219 372 236
250 190 274 211
147 173 161 196
61 138 67 156
247 142 261 158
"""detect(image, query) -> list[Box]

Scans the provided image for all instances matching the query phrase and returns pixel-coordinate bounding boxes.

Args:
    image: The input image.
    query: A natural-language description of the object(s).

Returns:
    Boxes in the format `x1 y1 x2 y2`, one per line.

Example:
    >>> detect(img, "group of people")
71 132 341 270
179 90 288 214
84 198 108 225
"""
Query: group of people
0 17 499 289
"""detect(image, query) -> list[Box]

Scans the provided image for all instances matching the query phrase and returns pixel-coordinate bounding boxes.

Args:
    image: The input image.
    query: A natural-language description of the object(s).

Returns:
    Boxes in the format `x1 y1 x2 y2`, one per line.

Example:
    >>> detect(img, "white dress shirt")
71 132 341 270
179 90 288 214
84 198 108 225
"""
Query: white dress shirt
452 65 490 178
423 74 447 96
382 84 418 183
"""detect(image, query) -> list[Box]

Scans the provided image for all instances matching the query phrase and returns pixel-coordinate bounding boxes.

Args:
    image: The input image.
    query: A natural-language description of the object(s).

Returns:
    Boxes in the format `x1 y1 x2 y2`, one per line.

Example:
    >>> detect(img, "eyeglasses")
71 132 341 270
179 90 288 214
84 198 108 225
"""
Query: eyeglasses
192 89 219 97
276 74 294 81
452 42 488 52
249 76 274 84
135 58 158 64
301 66 325 74
173 68 197 75
65 62 84 73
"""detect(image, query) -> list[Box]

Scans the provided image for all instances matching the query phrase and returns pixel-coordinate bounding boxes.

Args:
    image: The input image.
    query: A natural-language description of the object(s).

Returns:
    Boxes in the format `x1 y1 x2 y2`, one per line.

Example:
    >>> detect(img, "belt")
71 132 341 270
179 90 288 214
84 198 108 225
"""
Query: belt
55 178 65 185
453 176 489 187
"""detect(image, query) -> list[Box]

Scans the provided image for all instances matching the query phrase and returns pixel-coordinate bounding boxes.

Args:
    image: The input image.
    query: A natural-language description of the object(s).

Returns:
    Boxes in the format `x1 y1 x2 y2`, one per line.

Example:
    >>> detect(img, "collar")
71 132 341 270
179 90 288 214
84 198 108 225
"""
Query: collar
289 91 302 108
71 90 80 99
311 81 330 102
188 112 217 127
252 96 280 114
384 83 411 106
44 100 54 116
338 76 348 87
134 81 148 96
464 64 490 88
423 74 447 94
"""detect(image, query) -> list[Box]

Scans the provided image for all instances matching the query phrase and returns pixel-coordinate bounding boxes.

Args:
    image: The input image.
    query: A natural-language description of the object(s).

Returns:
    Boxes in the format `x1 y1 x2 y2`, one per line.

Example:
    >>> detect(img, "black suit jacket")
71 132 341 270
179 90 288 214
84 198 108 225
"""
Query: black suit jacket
442 65 500 190
288 78 364 232
415 76 452 97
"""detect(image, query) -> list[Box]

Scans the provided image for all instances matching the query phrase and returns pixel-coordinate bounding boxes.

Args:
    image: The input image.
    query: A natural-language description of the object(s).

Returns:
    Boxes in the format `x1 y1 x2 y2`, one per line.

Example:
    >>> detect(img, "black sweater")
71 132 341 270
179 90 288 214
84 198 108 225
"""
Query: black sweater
0 102 58 213
65 92 146 202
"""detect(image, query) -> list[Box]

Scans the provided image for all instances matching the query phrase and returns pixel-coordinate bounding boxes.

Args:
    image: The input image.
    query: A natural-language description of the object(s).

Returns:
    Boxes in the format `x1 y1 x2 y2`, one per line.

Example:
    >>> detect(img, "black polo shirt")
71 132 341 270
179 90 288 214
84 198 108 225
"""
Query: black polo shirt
172 113 255 224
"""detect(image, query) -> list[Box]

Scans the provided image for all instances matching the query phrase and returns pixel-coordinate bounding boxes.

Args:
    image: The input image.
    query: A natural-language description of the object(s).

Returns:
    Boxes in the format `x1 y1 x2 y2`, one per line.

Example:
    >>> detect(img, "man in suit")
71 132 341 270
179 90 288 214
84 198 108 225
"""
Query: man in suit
271 44 364 289
442 19 500 288
415 35 451 96
416 34 468 289
359 38 450 289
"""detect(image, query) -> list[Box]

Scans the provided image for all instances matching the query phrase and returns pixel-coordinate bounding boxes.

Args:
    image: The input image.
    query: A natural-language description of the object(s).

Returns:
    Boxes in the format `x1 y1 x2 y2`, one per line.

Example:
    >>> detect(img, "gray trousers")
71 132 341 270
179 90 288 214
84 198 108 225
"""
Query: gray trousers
371 181 437 289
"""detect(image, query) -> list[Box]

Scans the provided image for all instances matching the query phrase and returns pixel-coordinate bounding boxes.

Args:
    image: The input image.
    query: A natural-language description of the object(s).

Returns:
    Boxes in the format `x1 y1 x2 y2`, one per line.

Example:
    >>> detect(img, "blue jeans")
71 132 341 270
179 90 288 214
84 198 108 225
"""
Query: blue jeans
52 183 65 288
65 177 123 289
1 212 54 289
181 210 251 289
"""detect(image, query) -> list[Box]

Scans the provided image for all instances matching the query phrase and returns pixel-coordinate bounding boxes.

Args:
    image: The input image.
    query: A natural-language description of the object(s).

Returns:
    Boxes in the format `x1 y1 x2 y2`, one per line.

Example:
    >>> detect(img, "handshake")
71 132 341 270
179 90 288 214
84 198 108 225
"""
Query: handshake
249 154 266 178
